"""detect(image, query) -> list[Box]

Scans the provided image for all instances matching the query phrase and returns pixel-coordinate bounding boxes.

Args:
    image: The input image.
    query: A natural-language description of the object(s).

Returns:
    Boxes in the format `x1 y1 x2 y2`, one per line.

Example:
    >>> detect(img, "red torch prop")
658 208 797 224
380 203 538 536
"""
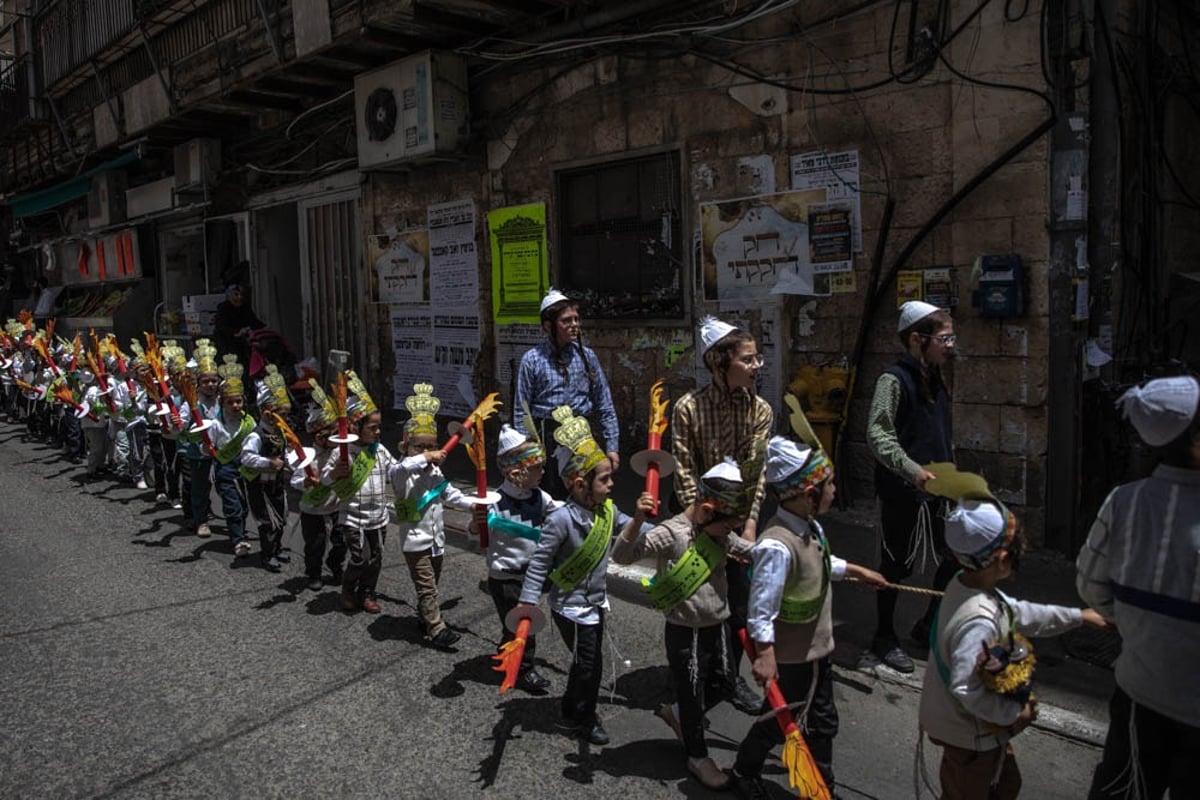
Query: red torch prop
326 371 358 464
463 410 502 549
440 392 502 455
174 371 218 458
105 335 137 395
630 379 676 518
737 629 832 800
51 382 98 422
142 333 182 430
493 606 548 694
86 344 118 416
267 410 319 482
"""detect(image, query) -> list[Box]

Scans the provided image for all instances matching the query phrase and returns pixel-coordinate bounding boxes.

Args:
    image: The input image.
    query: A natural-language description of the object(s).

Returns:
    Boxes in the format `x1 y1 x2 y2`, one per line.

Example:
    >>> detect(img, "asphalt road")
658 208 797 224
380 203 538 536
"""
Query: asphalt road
0 427 1103 799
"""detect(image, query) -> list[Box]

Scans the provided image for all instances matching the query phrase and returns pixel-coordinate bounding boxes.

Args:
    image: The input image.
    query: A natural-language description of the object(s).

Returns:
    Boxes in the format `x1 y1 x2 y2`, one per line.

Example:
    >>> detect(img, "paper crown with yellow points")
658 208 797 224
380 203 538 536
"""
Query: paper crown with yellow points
403 382 438 435
305 379 338 432
217 354 244 398
129 339 148 367
193 339 218 375
255 364 291 412
161 340 188 375
346 370 378 424
551 405 607 480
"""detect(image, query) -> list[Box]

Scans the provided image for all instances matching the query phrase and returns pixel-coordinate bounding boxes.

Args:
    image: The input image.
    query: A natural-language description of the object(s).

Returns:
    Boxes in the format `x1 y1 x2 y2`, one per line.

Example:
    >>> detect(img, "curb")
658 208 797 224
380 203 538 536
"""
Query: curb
442 505 1107 748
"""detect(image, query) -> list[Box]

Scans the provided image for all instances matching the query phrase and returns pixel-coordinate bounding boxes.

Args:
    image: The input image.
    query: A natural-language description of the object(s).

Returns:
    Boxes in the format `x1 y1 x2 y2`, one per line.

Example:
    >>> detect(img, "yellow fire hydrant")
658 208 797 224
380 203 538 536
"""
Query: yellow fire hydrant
787 363 850 456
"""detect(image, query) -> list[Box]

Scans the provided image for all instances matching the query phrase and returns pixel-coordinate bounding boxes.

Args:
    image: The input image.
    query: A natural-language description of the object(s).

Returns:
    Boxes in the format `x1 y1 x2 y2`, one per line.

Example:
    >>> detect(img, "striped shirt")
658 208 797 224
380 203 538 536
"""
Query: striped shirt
321 442 400 530
514 339 619 452
670 382 773 522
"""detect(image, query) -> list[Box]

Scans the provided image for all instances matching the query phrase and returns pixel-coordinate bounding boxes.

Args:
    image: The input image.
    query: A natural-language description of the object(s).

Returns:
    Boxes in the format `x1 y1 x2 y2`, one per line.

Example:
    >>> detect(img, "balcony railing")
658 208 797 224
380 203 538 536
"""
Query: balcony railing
36 0 139 89
0 55 35 126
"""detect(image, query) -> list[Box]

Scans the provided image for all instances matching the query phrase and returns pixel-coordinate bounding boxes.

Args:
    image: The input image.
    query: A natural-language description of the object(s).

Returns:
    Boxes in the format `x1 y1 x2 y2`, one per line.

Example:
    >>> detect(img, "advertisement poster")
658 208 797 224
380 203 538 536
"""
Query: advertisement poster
808 203 853 274
389 308 432 409
922 266 958 309
897 270 924 306
790 148 863 253
370 229 429 305
488 203 548 324
700 188 828 308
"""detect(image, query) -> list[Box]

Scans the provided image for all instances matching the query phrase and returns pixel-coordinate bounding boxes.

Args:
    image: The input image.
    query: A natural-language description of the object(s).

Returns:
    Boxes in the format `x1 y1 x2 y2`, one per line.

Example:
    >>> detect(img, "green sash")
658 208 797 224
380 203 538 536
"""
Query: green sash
332 448 378 501
642 531 726 612
549 499 614 592
215 414 255 465
301 483 335 508
777 530 832 624
394 480 450 523
488 512 541 542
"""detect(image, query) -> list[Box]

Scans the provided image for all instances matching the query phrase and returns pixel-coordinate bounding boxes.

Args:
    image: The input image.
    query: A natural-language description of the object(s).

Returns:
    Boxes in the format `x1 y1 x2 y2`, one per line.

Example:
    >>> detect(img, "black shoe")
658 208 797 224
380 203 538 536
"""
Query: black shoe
429 627 461 649
262 557 283 573
584 720 609 746
871 638 914 674
275 552 291 564
728 769 770 800
731 675 763 714
517 669 550 693
306 577 323 592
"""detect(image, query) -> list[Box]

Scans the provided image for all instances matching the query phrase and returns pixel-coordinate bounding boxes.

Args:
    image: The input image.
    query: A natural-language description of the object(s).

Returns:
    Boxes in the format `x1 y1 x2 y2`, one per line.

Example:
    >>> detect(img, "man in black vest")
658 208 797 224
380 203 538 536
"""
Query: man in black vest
860 301 958 673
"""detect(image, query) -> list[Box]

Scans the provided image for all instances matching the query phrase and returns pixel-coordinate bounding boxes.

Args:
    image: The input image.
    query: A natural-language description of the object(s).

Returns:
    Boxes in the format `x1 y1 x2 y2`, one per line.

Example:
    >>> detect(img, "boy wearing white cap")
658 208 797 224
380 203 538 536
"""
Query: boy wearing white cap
729 436 885 799
672 315 773 714
472 422 563 691
612 457 755 790
515 406 654 745
1077 375 1200 800
862 300 959 673
514 288 620 500
919 479 1106 800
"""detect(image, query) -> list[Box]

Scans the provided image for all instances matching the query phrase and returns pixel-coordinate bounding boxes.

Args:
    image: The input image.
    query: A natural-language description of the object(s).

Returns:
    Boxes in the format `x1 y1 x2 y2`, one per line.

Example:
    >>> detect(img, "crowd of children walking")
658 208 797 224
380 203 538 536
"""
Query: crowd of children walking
1 293 1195 800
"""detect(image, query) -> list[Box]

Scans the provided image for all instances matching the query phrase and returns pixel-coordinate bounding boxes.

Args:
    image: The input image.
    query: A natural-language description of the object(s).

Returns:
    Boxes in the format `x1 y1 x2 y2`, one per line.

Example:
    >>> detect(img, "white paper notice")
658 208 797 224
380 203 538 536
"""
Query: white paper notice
1085 339 1112 368
790 149 863 253
390 308 433 408
431 313 480 418
428 199 481 416
495 322 545 406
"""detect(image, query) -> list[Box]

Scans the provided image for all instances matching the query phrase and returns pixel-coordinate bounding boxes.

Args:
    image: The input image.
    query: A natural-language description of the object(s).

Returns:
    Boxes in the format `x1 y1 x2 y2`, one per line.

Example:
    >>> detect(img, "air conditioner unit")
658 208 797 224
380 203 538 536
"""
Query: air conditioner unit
354 50 469 170
87 170 128 230
174 138 221 190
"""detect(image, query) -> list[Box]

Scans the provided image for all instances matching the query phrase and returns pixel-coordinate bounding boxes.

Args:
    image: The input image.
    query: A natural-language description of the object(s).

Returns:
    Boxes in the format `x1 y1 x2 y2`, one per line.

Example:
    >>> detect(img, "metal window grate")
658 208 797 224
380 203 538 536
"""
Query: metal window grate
558 151 684 320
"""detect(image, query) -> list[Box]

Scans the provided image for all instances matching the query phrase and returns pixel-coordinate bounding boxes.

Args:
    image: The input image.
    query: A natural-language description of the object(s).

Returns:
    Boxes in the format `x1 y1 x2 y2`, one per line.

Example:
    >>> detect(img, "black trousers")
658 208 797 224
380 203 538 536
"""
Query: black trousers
61 410 83 458
245 474 287 561
665 621 736 758
553 610 605 725
147 429 169 495
875 496 957 641
734 655 838 788
301 511 346 580
340 525 385 596
1088 686 1200 799
488 576 538 673
725 558 751 670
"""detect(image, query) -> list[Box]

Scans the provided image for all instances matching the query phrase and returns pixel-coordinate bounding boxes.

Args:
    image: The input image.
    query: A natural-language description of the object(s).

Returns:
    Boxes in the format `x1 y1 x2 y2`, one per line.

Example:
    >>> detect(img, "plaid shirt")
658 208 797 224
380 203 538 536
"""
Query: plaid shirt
670 382 773 521
514 339 619 452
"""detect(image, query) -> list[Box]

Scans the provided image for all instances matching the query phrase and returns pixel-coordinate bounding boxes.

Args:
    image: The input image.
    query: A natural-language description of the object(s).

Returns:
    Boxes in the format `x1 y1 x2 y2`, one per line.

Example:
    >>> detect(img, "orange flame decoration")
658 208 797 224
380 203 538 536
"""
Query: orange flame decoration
70 334 83 371
472 392 503 423
491 617 532 694
331 371 349 417
175 370 199 408
31 335 52 365
648 378 669 435
266 410 305 455
466 413 488 471
15 378 37 393
86 352 103 382
51 382 77 407
44 317 56 344
18 309 33 330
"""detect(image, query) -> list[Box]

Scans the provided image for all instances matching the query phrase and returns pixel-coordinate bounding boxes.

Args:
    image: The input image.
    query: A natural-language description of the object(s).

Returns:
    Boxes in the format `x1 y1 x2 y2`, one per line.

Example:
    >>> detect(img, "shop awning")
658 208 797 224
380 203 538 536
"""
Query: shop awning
6 150 142 219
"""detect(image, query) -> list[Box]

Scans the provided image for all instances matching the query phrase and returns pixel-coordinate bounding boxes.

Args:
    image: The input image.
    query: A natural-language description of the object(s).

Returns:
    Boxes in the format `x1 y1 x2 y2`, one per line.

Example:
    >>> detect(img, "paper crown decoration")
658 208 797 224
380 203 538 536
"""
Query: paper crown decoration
497 422 545 471
539 287 571 315
1116 375 1199 447
551 405 606 479
161 340 188 374
698 457 744 510
403 382 439 435
346 370 378 424
255 364 291 411
306 379 338 432
898 300 942 333
698 315 738 356
217 354 244 397
193 339 218 375
128 339 147 367
922 462 1016 570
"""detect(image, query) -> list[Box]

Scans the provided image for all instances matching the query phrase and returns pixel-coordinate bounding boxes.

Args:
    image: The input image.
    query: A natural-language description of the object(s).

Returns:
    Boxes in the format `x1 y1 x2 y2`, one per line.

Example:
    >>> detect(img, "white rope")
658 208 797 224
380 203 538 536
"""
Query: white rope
1100 703 1146 800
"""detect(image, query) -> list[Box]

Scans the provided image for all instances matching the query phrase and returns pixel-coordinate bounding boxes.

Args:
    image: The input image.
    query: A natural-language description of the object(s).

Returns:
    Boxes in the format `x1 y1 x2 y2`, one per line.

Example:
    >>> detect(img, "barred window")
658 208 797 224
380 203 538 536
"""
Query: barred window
556 151 684 319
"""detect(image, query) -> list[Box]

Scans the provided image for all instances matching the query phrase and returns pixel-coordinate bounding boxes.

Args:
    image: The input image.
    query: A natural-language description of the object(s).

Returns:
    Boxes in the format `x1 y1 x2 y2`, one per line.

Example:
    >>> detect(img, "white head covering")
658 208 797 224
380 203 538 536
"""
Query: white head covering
498 423 527 455
1116 376 1200 447
765 435 812 484
539 287 571 315
944 499 1009 568
898 301 942 332
78 368 95 386
699 315 738 356
701 457 742 484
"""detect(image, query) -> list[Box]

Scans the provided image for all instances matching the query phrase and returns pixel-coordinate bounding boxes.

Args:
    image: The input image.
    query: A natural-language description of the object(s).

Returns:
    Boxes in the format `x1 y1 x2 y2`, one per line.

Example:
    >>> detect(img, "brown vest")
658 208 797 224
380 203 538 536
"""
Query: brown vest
760 518 834 664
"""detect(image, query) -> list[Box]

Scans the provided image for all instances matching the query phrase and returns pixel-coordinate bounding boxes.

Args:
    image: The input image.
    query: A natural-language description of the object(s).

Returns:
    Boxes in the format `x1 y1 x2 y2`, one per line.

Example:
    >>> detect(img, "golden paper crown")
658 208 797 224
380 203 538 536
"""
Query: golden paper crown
129 339 147 367
256 364 291 411
403 382 439 435
217 354 244 397
193 339 218 375
306 378 338 431
161 340 187 374
551 405 606 477
346 370 378 423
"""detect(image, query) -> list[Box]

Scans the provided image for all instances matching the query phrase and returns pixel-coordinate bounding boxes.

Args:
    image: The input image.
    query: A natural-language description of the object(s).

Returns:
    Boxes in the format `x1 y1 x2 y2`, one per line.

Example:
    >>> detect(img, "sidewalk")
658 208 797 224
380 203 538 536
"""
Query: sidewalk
434 455 1118 747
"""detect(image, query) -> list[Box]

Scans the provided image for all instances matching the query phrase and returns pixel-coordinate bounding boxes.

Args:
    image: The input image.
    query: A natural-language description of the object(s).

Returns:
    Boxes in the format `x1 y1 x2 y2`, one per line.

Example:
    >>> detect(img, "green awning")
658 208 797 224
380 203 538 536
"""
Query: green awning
7 150 141 219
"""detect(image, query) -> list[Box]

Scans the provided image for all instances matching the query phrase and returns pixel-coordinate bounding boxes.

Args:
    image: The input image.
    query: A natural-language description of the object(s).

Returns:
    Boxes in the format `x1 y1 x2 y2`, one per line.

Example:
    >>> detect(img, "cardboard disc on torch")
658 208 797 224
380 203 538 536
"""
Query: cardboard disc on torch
446 419 474 446
286 446 317 472
630 448 677 477
75 405 93 419
327 432 359 445
189 418 215 434
151 402 173 416
504 605 548 636
465 490 502 506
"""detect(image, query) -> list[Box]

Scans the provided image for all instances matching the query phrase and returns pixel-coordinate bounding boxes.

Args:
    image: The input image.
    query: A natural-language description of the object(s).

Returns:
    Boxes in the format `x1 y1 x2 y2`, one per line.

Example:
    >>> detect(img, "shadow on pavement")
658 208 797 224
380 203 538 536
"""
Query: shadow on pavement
474 694 568 788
